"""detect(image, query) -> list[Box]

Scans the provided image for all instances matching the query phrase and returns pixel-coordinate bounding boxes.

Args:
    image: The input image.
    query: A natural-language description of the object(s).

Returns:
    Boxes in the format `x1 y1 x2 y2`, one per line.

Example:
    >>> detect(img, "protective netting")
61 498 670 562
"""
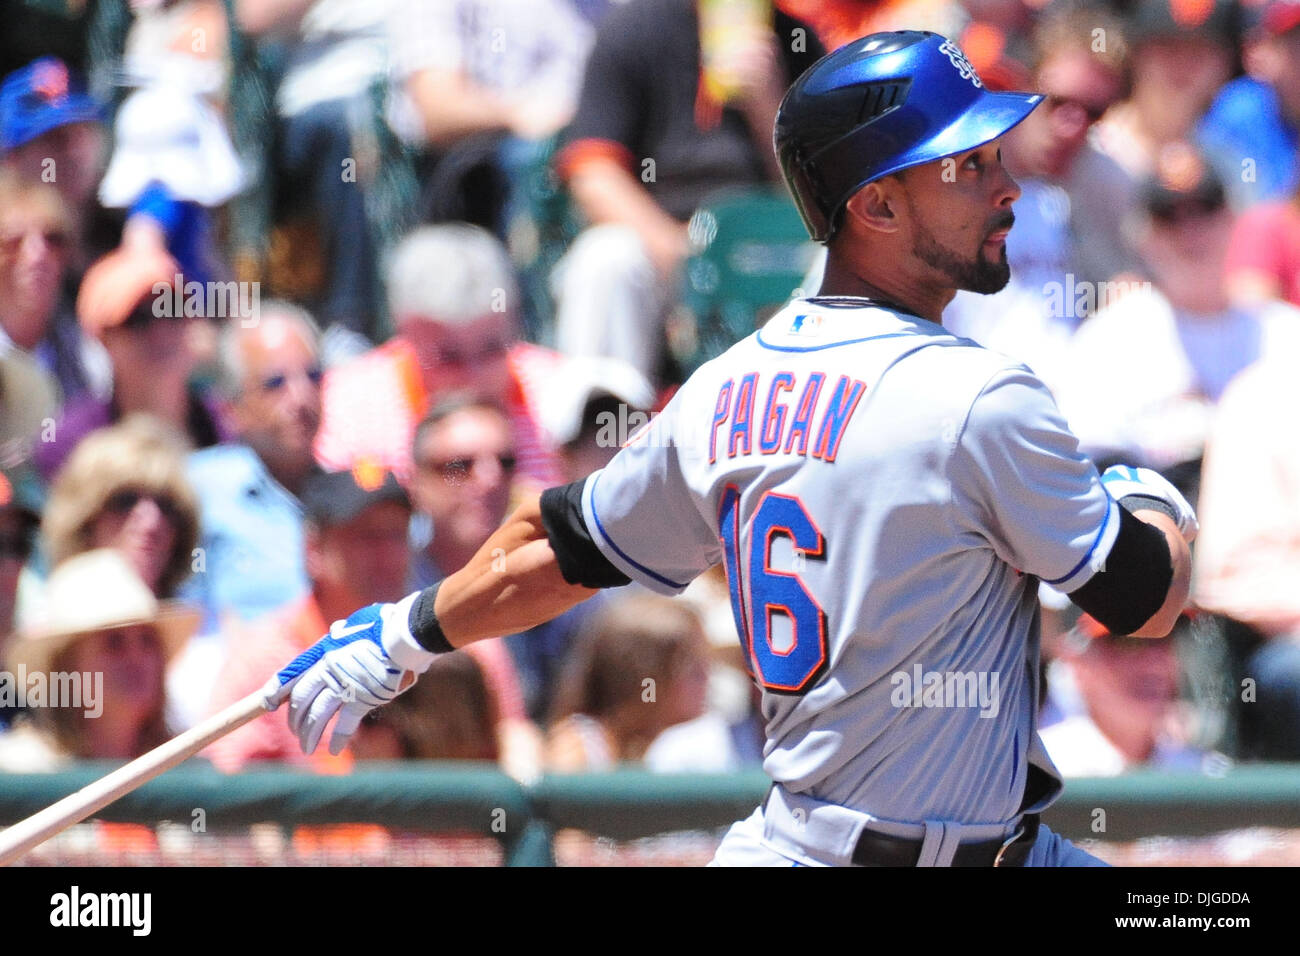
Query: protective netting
9 821 1300 866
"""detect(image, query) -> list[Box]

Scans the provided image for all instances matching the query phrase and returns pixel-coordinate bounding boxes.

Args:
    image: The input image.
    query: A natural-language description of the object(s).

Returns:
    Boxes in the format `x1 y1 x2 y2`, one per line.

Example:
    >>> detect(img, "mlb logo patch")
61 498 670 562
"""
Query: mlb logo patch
789 313 823 336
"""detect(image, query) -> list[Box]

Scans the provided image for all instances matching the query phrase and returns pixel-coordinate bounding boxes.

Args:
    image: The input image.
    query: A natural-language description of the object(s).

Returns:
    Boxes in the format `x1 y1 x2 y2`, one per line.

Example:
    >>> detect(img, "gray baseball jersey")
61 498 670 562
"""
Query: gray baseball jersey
581 297 1120 825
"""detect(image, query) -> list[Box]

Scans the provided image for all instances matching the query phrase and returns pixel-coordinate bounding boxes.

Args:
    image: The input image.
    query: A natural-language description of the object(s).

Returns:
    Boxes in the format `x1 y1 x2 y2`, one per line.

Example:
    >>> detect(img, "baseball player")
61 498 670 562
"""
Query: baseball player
265 31 1195 866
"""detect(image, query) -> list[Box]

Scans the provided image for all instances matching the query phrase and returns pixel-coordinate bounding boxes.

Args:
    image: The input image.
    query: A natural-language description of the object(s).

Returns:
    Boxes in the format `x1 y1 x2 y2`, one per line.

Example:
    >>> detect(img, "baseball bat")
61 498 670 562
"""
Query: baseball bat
0 691 268 866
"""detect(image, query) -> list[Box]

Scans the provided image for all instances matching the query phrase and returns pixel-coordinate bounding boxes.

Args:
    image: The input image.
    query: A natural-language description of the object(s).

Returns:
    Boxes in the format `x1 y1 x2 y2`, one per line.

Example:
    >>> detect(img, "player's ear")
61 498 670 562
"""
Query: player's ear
845 180 900 236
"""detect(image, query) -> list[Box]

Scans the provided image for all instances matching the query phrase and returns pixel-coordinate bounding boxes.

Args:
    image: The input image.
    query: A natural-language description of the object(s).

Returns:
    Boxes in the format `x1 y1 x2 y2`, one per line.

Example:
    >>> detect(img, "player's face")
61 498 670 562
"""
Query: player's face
900 140 1021 295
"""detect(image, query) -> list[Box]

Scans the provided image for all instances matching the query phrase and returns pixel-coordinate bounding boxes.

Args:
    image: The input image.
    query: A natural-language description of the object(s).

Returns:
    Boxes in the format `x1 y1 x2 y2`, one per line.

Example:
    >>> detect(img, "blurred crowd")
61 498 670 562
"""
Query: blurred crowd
1 0 1300 825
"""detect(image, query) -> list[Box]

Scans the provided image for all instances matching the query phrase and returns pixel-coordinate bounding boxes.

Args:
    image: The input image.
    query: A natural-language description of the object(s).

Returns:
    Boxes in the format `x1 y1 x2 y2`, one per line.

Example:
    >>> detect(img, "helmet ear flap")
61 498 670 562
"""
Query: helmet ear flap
786 164 834 243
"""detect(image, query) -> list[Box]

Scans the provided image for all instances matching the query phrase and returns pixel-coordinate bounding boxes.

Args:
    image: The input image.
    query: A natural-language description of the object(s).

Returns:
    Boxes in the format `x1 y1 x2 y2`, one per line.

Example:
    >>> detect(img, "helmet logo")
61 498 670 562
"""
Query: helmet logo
938 39 983 89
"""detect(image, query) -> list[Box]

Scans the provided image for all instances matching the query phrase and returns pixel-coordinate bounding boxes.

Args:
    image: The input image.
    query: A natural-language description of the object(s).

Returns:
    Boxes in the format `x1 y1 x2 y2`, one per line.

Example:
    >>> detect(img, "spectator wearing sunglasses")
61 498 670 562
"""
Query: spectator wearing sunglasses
942 4 1134 394
34 245 229 481
0 170 109 404
37 414 203 736
40 414 200 602
408 395 598 734
407 398 529 725
314 223 564 489
174 304 326 726
1053 143 1300 484
408 397 518 591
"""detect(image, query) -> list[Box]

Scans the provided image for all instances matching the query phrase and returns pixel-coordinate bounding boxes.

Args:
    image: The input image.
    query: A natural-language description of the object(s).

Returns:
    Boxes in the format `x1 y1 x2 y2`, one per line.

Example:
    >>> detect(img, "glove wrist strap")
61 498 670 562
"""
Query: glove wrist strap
381 591 441 672
1116 493 1179 526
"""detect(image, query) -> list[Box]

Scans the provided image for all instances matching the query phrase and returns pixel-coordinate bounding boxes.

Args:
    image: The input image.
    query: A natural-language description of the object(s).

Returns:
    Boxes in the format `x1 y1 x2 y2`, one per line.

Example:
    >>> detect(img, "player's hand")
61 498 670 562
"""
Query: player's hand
261 593 438 755
1100 465 1198 544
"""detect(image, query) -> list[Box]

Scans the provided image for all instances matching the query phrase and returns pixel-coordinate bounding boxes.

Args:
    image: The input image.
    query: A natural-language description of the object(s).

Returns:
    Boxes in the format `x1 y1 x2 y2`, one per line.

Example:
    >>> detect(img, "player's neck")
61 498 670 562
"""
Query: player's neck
817 255 954 324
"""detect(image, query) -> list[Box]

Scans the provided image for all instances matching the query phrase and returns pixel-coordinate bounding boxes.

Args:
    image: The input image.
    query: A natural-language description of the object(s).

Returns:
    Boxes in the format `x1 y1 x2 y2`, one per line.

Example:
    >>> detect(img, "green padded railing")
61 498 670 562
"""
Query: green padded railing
1 763 1297 864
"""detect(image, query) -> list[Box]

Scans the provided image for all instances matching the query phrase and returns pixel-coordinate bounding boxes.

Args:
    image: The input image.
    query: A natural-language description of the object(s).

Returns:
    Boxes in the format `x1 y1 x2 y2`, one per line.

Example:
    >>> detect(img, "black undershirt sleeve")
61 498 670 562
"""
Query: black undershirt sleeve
408 582 454 654
1066 505 1173 636
539 480 633 590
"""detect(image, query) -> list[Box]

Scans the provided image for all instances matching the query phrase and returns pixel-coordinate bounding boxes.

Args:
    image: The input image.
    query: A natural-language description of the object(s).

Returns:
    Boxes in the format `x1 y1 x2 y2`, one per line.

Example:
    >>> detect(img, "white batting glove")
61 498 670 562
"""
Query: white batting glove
1100 464 1198 544
261 592 438 756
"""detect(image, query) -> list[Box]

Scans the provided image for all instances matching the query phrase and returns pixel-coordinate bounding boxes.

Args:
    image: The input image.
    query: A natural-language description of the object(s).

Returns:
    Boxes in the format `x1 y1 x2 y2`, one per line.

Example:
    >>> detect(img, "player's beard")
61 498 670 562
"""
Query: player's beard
911 212 1013 295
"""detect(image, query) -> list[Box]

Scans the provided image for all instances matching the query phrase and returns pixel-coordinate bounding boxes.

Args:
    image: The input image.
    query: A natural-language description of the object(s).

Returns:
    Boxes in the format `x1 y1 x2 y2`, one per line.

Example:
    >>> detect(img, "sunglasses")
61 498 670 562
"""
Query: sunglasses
103 489 183 524
260 366 324 393
1044 93 1111 126
431 339 510 368
0 533 32 563
1149 200 1223 224
423 452 518 482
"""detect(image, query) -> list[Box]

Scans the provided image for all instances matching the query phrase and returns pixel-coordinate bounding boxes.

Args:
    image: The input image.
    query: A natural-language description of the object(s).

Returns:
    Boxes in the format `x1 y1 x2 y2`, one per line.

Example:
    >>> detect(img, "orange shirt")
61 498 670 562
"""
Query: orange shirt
313 338 564 488
775 0 958 50
204 596 353 774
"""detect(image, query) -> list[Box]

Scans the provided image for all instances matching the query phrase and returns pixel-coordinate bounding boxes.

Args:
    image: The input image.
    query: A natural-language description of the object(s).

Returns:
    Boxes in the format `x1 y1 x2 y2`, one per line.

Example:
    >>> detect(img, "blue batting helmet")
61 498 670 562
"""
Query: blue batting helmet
774 31 1043 242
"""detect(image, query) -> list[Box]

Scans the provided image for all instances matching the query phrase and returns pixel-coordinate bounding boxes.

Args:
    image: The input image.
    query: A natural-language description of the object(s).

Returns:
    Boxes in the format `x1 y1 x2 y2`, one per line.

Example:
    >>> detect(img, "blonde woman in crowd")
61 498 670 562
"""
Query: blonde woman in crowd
40 414 200 600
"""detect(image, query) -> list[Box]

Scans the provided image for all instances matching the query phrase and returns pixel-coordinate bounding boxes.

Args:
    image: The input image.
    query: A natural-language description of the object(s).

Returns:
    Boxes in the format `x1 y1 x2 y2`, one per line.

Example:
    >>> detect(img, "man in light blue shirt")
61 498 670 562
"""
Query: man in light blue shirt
169 303 325 727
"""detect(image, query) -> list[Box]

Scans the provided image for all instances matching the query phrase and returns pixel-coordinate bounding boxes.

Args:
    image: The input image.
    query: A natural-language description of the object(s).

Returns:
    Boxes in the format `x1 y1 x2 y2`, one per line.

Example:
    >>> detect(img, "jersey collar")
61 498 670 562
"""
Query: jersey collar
756 298 952 352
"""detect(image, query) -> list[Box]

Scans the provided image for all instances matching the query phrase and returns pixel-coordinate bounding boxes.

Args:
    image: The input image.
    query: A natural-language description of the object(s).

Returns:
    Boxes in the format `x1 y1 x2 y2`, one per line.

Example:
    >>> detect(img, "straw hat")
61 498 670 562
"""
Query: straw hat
0 348 58 462
6 549 199 674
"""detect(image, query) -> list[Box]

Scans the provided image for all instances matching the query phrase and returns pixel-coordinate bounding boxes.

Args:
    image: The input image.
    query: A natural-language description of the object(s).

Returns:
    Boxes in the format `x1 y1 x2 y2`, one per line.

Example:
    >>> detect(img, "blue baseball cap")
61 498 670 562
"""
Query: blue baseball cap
0 57 103 152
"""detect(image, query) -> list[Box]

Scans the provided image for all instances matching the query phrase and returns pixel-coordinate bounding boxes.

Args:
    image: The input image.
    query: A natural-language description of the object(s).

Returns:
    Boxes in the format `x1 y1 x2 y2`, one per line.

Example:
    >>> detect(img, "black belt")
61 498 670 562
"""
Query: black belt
851 814 1040 867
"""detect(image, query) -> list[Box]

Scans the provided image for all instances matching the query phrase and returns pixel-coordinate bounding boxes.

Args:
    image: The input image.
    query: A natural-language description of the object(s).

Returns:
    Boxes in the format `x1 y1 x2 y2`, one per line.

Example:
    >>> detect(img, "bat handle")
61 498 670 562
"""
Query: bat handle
0 691 269 866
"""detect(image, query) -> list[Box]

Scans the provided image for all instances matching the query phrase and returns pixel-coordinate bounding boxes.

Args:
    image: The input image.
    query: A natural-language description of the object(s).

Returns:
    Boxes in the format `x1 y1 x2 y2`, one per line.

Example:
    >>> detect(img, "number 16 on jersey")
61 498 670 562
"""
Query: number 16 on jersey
718 485 829 694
